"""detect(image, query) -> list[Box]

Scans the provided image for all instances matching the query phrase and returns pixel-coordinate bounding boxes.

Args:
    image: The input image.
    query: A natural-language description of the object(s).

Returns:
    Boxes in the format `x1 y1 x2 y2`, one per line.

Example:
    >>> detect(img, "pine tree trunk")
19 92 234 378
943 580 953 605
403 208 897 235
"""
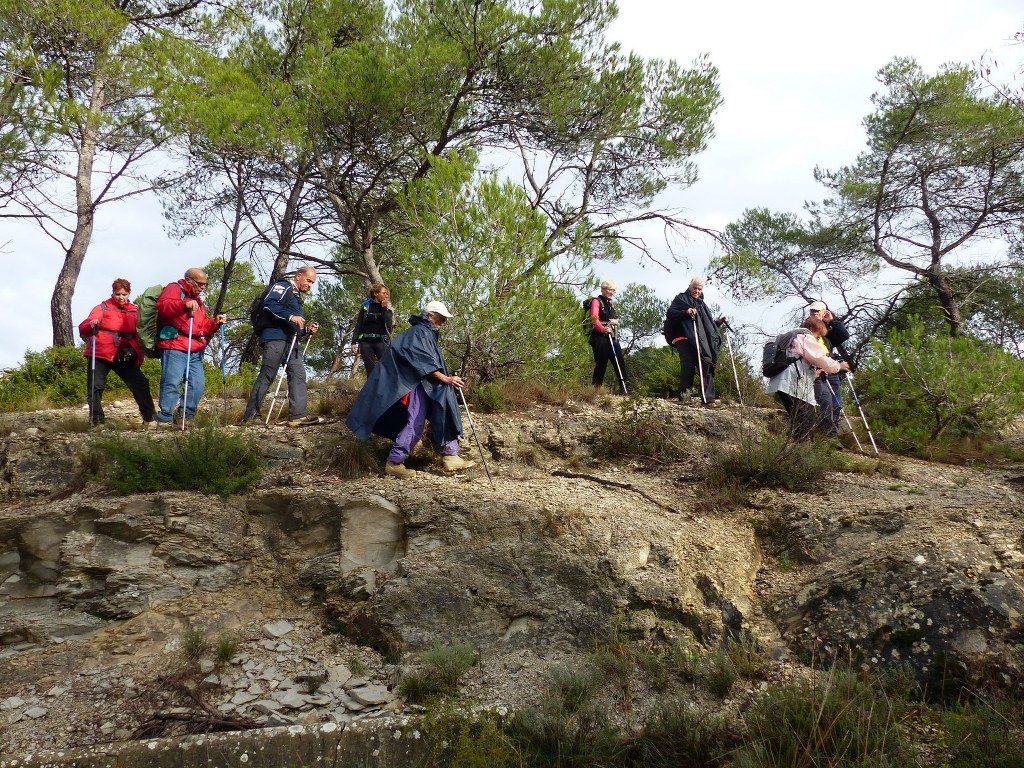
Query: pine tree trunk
51 73 104 347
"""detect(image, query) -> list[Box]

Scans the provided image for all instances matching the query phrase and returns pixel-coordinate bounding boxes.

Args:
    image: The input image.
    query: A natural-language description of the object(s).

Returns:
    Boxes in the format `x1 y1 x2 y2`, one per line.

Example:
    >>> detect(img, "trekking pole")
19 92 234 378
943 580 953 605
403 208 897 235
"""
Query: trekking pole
722 321 743 406
823 375 863 453
89 331 97 424
456 385 495 489
265 333 299 427
609 326 629 395
181 311 194 431
220 324 228 426
693 318 707 404
845 373 879 456
271 329 314 423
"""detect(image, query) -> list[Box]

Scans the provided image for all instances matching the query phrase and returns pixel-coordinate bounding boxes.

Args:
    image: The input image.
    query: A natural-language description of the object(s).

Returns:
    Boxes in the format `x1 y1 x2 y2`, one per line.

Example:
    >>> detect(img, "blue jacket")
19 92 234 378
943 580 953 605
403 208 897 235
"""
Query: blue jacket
345 314 463 450
260 280 308 343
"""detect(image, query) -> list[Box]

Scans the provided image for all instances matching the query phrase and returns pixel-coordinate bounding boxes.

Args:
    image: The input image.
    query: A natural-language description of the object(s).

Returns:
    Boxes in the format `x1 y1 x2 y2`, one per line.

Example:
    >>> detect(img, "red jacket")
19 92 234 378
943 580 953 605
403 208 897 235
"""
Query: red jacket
78 299 144 366
155 280 221 353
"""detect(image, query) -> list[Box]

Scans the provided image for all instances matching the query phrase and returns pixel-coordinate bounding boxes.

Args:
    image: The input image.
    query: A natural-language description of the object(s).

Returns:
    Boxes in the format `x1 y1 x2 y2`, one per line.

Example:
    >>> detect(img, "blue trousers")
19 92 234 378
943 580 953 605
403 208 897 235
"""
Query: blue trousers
157 349 205 423
813 374 842 437
387 386 459 464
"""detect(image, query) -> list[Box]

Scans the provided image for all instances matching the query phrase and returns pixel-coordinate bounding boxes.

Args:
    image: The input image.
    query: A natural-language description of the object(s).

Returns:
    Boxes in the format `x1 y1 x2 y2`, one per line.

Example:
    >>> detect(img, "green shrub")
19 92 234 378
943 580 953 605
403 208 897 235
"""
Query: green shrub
857 318 1024 455
421 642 478 689
626 346 681 399
398 643 478 704
203 361 259 399
546 664 602 714
0 346 88 410
736 667 916 768
470 381 513 413
727 636 771 681
214 633 239 666
701 652 737 698
509 691 620 768
92 426 264 496
940 700 1024 768
624 700 731 768
422 708 520 768
704 435 835 508
594 396 687 465
180 627 209 661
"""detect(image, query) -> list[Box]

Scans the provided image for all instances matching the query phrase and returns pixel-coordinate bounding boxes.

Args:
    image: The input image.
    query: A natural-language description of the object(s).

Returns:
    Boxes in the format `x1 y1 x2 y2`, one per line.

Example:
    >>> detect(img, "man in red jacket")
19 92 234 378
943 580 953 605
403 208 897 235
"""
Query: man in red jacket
154 267 228 426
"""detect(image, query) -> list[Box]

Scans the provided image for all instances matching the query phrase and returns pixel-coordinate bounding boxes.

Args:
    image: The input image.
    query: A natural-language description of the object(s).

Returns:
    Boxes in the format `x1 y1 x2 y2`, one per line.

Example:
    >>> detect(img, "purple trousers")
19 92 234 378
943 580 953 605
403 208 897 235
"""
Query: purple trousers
387 385 460 463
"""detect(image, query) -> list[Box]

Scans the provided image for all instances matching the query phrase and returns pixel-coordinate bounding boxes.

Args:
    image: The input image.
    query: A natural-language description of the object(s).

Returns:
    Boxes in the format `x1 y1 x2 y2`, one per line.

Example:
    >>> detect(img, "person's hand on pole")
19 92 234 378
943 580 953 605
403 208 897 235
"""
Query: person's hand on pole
89 319 99 332
184 299 199 313
434 371 465 389
308 322 319 334
290 315 306 330
687 307 697 317
215 313 228 325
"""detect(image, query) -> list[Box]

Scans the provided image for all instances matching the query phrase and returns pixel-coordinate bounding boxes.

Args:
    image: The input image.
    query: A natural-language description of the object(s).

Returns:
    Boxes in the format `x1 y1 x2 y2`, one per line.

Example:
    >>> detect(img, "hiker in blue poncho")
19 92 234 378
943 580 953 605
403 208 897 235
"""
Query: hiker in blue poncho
345 300 477 478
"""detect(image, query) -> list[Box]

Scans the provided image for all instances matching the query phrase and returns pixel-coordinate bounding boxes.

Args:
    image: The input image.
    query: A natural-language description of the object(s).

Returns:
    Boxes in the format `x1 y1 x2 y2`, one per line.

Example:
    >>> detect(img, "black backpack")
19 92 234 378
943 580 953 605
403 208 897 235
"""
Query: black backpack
663 315 681 346
761 329 803 377
249 284 276 333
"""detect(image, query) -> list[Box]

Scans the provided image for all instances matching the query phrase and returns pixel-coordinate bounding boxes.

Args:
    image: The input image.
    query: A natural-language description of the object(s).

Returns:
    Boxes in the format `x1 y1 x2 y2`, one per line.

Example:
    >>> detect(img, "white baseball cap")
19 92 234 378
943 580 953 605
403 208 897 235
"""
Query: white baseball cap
807 301 828 312
425 300 454 318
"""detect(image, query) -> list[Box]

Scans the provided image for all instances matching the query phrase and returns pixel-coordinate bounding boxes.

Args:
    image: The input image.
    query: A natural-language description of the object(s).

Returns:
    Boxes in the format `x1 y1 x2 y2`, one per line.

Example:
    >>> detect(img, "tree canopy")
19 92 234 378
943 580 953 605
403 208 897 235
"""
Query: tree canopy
712 57 1024 353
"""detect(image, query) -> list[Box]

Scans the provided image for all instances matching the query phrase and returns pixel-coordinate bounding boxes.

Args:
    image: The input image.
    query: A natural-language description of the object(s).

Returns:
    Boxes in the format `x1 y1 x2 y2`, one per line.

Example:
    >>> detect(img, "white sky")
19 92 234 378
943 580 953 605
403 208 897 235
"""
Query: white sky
1 0 1020 368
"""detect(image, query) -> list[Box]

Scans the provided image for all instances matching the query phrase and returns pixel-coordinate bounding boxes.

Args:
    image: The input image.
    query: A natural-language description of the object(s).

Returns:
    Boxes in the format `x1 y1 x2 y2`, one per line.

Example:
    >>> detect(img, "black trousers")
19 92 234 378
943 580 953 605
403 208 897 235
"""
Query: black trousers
589 333 611 386
775 392 817 441
88 358 156 424
677 343 716 403
358 341 389 377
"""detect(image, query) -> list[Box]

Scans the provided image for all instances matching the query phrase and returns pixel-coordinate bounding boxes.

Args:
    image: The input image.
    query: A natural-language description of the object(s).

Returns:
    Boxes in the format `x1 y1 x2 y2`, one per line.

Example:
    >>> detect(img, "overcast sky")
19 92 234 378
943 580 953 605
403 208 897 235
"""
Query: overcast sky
1 0 1021 368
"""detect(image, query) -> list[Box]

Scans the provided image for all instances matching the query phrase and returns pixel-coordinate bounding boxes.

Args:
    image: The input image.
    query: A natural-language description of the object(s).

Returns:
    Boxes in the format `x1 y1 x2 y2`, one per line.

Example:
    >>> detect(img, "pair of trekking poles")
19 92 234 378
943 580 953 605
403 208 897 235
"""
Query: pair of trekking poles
180 313 312 430
691 315 743 407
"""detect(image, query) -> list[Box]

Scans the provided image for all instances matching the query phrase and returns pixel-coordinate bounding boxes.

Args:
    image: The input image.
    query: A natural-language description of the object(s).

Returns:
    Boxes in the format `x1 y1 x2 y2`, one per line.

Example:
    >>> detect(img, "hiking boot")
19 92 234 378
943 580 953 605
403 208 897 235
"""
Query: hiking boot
141 420 157 430
703 400 724 410
287 415 321 427
385 461 416 479
441 455 476 473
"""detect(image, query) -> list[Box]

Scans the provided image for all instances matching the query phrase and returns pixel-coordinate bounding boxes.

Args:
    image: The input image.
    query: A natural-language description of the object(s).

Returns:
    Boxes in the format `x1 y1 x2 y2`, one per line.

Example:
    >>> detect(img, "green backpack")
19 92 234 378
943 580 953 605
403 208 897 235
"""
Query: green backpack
135 284 166 359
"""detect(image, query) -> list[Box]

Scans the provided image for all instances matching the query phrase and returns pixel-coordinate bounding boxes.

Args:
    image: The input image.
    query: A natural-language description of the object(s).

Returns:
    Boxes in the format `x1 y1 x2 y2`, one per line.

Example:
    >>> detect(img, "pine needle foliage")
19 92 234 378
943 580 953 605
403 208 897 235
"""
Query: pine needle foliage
92 426 263 496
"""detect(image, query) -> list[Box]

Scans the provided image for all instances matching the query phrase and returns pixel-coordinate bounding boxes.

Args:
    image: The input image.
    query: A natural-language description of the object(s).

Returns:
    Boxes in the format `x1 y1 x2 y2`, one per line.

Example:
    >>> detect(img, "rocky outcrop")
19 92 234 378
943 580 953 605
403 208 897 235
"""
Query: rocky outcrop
2 399 1024 757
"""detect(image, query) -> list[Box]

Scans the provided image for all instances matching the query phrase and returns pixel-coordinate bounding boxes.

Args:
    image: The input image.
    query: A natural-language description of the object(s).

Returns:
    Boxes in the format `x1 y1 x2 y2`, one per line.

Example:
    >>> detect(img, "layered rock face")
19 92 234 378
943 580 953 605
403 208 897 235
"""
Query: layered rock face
1 400 1023 760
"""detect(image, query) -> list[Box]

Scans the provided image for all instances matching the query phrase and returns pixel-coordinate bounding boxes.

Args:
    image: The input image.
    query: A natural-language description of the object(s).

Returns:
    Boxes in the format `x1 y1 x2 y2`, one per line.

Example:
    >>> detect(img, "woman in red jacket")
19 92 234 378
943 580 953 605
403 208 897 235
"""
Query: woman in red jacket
78 278 156 427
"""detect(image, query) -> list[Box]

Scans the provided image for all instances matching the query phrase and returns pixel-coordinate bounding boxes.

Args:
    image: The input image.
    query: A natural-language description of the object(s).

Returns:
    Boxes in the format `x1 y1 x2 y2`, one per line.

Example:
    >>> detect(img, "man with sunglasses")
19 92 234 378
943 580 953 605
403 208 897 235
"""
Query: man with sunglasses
154 268 228 426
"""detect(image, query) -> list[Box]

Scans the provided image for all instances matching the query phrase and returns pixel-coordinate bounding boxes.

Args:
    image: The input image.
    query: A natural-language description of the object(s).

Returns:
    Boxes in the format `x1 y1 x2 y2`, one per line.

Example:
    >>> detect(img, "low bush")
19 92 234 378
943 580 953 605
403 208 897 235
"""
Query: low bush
398 643 478 704
736 667 916 768
315 432 382 478
180 627 209 661
857 318 1024 455
624 700 731 768
509 691 620 768
701 652 738 698
940 699 1024 768
92 426 264 496
421 708 520 768
704 434 836 509
0 346 88 410
594 396 687 465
